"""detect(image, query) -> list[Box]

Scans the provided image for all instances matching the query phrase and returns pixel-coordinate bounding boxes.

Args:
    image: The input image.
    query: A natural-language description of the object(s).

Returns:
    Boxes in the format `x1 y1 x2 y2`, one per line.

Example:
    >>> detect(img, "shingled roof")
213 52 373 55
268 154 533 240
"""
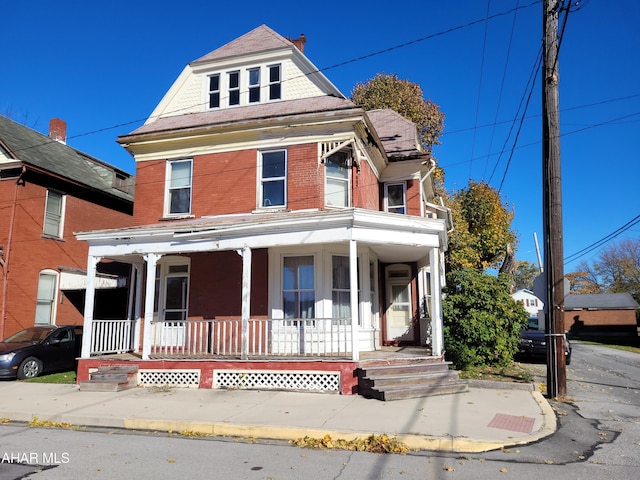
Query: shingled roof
366 109 429 161
191 25 296 64
565 293 639 310
0 115 134 203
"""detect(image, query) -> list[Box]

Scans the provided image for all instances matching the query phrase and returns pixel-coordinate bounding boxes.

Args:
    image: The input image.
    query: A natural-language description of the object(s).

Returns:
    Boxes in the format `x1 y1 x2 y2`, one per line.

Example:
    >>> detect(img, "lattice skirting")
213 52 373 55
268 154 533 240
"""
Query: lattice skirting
214 369 341 392
139 369 200 388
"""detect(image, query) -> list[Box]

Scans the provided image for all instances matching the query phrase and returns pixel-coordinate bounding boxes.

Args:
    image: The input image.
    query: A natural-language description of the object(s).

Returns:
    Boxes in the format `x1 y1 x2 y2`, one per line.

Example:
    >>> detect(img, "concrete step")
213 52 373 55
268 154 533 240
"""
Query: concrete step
357 360 467 401
360 381 469 401
79 364 139 392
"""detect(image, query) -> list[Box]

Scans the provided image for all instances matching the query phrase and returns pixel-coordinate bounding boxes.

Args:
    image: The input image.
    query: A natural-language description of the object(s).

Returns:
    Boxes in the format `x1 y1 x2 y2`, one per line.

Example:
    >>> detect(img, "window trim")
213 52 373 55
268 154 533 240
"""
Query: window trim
282 255 316 324
267 64 282 101
227 70 240 106
165 159 193 217
257 149 287 209
384 182 407 214
208 73 220 109
324 150 352 208
43 190 65 238
35 269 59 325
248 67 261 103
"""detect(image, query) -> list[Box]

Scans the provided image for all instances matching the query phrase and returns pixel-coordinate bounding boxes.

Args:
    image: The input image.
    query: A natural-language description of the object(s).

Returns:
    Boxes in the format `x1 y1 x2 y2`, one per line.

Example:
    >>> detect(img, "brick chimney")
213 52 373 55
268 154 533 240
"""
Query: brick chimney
286 34 306 53
49 118 67 144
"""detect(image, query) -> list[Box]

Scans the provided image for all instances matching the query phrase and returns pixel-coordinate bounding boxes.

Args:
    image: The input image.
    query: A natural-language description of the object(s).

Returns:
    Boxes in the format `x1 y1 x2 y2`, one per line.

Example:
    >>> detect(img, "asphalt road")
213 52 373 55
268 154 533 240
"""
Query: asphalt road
0 342 638 479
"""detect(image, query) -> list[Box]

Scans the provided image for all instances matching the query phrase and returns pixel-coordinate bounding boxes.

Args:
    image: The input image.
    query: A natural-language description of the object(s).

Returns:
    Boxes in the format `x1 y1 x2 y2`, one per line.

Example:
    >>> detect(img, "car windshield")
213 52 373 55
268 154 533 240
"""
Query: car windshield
2 328 54 343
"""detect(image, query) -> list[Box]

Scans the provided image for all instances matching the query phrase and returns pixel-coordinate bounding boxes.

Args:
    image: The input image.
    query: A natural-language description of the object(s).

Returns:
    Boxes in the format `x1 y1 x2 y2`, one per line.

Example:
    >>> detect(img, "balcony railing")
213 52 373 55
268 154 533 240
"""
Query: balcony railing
90 318 353 359
91 319 135 355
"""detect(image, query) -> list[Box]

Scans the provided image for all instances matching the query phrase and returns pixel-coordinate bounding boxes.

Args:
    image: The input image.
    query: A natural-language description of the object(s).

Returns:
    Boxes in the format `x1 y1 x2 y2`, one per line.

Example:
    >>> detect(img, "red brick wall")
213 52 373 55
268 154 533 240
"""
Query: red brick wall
288 144 323 210
187 249 268 319
564 309 637 330
406 179 422 216
353 159 380 210
0 179 133 338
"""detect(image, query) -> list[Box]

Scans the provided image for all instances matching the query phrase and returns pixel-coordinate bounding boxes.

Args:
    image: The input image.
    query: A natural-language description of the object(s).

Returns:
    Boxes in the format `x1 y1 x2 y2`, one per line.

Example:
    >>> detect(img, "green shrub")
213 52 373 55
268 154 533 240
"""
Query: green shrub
443 268 528 369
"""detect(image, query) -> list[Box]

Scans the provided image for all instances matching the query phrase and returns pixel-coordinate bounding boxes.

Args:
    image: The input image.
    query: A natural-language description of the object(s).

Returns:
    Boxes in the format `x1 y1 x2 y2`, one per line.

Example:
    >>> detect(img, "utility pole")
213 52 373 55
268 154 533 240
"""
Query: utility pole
542 0 567 398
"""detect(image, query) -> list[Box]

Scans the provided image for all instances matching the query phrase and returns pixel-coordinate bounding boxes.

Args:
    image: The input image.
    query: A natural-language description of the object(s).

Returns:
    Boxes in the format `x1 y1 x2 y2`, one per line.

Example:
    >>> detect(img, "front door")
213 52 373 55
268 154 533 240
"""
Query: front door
160 263 189 347
385 265 414 343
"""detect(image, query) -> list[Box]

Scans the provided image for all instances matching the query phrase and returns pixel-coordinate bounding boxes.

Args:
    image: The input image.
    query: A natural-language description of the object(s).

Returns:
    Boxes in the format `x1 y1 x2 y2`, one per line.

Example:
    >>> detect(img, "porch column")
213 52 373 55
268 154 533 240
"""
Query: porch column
238 247 251 360
142 253 161 360
350 239 359 361
80 254 99 358
132 263 144 352
429 247 444 357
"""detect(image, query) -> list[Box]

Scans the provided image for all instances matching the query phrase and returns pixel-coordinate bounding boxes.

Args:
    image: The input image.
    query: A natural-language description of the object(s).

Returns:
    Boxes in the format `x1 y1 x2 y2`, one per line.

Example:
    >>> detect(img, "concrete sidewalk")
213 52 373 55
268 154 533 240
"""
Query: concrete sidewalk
0 381 556 453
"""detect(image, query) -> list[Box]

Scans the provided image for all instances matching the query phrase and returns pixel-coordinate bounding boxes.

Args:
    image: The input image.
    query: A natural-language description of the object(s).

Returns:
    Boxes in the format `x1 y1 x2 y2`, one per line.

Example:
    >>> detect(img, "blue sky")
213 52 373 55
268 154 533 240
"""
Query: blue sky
2 0 638 272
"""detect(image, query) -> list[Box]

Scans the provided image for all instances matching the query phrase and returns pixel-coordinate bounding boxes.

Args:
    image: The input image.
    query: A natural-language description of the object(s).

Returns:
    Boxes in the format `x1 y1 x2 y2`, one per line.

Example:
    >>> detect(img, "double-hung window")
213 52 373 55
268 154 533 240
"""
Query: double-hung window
325 151 351 207
208 74 220 108
268 64 281 100
35 270 57 325
167 159 192 216
228 71 240 106
283 256 315 322
248 68 260 103
259 150 286 208
385 183 406 214
43 190 64 238
332 256 361 324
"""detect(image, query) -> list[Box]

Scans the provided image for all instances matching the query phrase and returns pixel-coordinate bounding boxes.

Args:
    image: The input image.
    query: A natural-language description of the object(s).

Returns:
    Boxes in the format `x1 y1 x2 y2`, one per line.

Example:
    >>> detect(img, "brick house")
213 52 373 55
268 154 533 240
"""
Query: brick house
565 293 639 338
0 116 134 339
75 26 454 396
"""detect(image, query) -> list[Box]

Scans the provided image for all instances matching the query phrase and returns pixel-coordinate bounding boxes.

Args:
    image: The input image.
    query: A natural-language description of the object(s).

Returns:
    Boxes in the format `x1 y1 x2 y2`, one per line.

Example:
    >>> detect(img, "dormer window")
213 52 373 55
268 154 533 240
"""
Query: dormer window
248 68 260 103
208 74 220 108
268 64 281 100
206 64 283 109
228 71 240 106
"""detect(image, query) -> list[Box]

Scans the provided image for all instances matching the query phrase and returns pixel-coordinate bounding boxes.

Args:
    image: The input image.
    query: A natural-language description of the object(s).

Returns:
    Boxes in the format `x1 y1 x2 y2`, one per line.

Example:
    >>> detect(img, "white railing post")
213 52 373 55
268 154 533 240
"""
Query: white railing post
81 254 99 358
350 239 359 361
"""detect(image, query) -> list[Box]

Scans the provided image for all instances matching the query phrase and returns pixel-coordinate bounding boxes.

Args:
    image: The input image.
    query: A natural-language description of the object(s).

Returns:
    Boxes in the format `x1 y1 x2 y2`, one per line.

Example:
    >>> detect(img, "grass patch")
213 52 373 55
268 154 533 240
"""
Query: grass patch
21 371 76 384
577 340 640 355
459 363 535 383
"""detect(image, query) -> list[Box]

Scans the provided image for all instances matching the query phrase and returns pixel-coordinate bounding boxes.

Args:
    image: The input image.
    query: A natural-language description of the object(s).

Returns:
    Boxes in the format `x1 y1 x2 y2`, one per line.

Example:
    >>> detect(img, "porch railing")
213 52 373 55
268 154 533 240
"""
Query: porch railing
90 319 135 355
90 318 353 358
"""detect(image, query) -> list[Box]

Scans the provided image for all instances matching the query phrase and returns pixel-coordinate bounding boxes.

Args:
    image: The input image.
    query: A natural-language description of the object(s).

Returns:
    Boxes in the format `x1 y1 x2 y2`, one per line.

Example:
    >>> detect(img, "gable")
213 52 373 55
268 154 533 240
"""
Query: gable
144 25 343 124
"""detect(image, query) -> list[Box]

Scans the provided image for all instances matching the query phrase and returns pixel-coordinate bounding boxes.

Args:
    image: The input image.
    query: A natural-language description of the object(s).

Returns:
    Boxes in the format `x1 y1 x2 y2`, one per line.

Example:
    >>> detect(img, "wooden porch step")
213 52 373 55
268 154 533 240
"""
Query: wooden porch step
79 365 139 392
356 360 468 401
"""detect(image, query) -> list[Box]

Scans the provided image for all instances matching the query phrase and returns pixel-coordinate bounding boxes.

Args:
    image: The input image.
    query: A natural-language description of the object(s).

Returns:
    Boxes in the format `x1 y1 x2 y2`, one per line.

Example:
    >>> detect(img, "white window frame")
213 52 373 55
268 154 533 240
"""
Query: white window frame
43 190 65 238
154 257 190 322
248 67 261 103
258 149 287 209
324 150 352 208
385 182 407 214
282 255 316 325
35 269 58 325
268 64 282 101
208 74 220 109
228 70 240 106
165 159 193 217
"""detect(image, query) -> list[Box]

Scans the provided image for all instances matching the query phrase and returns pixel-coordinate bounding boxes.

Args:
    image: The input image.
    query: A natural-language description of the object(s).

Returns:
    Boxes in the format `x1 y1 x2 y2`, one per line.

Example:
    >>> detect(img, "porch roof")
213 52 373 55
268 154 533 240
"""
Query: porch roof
75 208 447 263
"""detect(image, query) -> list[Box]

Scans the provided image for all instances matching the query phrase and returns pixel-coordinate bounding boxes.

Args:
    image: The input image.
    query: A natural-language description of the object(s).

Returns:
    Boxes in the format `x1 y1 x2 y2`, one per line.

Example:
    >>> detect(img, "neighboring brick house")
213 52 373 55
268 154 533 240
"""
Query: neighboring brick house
565 293 639 338
0 116 134 339
75 25 452 394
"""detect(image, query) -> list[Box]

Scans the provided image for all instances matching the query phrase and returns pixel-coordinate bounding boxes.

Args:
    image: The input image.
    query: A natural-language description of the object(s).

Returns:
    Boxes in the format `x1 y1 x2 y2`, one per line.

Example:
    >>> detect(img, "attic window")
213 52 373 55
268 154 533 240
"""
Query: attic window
268 64 281 100
208 74 220 108
113 172 130 193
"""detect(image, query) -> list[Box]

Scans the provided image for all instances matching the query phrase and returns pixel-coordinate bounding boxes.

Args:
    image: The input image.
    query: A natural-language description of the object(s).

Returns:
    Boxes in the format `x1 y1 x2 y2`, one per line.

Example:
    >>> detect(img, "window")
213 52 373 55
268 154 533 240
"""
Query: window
248 68 260 103
167 159 192 215
43 190 64 237
268 64 281 100
259 150 286 208
164 264 189 321
283 256 315 320
385 183 406 214
35 271 57 325
228 71 240 106
208 74 220 108
325 151 351 207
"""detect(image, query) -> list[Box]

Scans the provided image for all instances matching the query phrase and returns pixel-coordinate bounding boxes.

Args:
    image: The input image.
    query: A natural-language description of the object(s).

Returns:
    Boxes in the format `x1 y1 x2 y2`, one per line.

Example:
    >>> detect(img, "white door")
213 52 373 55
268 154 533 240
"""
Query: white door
161 264 189 348
387 282 414 342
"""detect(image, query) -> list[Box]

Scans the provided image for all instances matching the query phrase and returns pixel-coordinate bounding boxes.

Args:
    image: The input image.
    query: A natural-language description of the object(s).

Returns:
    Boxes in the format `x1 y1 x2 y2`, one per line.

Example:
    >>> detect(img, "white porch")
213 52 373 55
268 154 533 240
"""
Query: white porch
76 209 448 363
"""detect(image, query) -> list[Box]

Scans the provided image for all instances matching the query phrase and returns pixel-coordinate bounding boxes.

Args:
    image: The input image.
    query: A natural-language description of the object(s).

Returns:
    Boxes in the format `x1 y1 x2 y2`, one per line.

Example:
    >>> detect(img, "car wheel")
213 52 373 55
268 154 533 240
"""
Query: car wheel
566 353 571 366
17 357 43 380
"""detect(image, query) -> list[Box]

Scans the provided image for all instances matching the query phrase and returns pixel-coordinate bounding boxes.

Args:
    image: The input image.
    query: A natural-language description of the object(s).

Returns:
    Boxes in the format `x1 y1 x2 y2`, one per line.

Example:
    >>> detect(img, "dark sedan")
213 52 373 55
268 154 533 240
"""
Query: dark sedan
0 325 82 379
516 318 572 365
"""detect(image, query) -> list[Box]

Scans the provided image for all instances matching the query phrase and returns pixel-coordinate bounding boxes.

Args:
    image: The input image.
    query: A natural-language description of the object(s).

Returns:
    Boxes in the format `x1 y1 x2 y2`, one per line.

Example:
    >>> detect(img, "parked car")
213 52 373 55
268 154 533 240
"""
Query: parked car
516 317 571 365
0 325 82 379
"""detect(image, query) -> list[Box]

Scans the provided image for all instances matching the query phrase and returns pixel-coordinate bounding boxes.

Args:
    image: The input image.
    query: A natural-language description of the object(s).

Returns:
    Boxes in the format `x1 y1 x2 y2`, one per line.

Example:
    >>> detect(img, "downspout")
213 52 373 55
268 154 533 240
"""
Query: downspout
0 166 26 339
419 159 436 218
